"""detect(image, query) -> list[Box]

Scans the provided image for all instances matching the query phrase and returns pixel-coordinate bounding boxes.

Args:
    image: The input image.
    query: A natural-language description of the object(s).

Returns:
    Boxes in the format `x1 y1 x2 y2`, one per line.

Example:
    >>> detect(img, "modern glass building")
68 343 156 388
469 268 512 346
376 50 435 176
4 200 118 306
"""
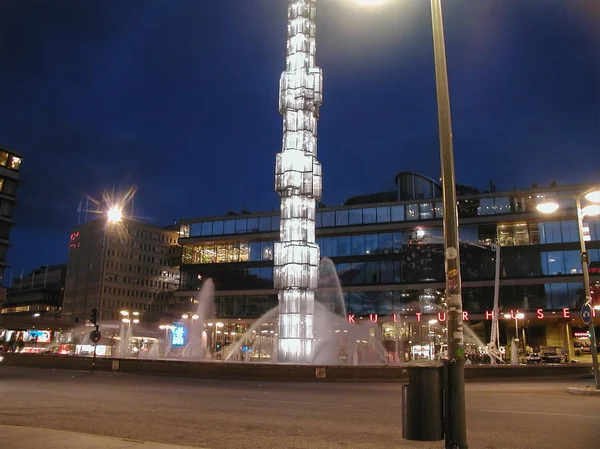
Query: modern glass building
176 173 600 362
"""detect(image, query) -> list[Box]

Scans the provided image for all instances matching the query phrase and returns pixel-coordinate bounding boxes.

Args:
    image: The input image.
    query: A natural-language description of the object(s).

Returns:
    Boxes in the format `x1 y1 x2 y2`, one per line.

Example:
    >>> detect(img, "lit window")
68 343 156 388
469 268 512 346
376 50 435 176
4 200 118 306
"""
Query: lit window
9 156 21 171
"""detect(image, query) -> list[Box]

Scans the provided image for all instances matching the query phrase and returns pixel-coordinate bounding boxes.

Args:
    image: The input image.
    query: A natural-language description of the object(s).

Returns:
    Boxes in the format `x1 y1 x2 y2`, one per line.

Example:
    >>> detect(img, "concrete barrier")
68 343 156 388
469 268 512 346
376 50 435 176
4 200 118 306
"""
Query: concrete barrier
1 353 592 382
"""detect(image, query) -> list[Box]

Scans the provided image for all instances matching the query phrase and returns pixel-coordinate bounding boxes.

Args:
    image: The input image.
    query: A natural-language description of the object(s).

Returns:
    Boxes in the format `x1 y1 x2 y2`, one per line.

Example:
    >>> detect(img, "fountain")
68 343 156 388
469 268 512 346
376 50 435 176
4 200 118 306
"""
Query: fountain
179 279 214 361
223 258 387 365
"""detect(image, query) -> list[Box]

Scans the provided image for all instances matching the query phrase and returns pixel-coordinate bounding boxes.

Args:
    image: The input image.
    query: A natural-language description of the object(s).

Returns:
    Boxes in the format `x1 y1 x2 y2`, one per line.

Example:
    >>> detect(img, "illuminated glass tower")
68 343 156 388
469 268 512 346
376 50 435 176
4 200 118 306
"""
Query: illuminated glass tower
274 0 323 363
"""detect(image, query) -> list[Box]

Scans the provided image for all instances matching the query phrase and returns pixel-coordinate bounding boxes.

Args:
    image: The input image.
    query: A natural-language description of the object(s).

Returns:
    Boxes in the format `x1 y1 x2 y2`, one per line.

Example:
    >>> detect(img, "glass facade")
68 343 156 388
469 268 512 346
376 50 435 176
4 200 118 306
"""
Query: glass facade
177 185 600 329
180 191 590 239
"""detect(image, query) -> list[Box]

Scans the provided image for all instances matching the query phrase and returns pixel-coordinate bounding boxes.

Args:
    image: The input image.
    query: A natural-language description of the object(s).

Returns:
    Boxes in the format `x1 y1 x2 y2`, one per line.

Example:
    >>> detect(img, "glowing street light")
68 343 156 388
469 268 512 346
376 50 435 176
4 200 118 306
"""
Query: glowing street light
107 206 123 223
537 186 600 389
355 0 388 6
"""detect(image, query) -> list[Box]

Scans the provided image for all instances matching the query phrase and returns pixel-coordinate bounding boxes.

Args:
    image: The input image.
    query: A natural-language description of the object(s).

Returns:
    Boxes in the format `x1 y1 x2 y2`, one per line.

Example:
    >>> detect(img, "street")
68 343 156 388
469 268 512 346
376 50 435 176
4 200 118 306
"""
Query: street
1 365 599 449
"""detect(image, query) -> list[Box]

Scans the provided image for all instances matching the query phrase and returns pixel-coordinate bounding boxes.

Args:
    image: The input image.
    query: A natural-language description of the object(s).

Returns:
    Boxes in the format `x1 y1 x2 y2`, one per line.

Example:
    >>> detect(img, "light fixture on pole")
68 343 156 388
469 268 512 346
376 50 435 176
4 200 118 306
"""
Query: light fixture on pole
537 186 600 389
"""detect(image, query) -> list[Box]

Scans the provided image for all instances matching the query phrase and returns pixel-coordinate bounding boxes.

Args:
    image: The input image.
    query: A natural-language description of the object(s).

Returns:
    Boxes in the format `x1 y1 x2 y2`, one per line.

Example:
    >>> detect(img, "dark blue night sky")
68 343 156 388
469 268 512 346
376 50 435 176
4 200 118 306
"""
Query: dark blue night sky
0 0 598 278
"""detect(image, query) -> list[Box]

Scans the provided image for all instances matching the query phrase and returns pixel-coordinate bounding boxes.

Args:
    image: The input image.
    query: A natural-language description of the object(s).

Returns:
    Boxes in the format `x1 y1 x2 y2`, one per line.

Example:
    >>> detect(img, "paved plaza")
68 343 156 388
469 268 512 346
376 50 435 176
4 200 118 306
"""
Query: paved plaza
1 365 599 449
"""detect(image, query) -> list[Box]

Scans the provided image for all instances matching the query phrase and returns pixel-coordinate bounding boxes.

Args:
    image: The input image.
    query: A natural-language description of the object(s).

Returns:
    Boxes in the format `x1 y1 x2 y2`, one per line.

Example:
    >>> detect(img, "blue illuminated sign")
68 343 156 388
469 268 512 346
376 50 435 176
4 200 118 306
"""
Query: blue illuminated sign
171 326 186 346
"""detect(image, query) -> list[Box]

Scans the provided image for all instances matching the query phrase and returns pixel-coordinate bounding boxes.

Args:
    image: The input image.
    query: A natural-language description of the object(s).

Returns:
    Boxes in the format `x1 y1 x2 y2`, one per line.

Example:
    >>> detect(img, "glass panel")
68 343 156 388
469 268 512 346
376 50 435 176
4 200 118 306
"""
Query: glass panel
564 250 581 274
349 209 362 225
337 236 351 256
201 222 212 236
539 221 561 244
190 223 203 237
351 234 365 255
414 176 433 199
249 242 262 261
325 237 337 257
434 202 444 218
364 234 378 254
393 232 404 253
336 210 349 226
351 263 366 284
380 262 394 283
224 220 235 235
376 206 390 223
378 233 393 254
262 241 274 260
390 205 404 222
235 219 247 233
495 197 511 214
215 243 228 263
315 212 322 228
560 220 578 242
271 216 280 231
239 242 250 262
180 224 190 238
542 251 565 275
259 217 271 231
478 198 494 215
362 208 376 224
322 211 335 227
247 218 259 233
406 204 418 220
260 267 273 281
316 238 324 253
419 203 433 220
364 262 378 283
213 221 224 235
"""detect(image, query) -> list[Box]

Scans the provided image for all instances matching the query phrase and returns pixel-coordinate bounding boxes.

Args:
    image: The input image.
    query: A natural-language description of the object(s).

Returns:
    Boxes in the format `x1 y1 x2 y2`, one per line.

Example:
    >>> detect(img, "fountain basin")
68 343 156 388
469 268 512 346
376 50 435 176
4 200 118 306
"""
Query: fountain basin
1 353 593 383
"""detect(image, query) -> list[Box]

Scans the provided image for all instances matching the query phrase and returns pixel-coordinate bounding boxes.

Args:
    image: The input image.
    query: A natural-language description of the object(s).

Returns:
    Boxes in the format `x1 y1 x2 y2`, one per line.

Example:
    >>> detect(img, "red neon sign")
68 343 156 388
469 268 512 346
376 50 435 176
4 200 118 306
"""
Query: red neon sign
347 307 595 323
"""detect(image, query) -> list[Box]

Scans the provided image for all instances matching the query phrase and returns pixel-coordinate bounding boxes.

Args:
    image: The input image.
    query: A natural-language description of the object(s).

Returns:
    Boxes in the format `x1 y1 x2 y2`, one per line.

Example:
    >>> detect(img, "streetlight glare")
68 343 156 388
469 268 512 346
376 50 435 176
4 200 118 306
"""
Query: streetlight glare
429 319 438 324
584 190 600 203
582 204 600 217
120 310 129 316
536 201 559 214
516 313 525 319
355 0 388 6
504 314 511 319
107 206 123 223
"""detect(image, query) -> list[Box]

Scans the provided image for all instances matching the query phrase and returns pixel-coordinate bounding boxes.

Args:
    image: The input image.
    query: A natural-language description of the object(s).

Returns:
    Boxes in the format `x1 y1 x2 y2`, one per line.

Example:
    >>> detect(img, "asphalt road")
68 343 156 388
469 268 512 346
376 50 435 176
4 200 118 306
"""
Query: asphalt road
1 366 599 449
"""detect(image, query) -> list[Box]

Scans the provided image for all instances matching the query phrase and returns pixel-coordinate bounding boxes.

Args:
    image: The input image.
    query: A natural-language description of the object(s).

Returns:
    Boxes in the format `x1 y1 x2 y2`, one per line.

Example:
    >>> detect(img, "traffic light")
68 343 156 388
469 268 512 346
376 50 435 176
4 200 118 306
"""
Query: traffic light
90 308 98 325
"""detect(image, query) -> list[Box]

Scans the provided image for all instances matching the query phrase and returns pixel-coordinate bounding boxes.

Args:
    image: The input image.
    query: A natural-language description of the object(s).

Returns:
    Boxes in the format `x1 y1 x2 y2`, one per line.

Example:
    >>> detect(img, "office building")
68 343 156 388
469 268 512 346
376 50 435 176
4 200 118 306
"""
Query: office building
62 218 181 324
176 172 600 361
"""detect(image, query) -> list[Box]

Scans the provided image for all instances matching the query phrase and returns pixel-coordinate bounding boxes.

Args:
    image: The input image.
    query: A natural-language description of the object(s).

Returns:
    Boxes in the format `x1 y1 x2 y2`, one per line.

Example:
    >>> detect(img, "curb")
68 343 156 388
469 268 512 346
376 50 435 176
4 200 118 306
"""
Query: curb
566 387 600 396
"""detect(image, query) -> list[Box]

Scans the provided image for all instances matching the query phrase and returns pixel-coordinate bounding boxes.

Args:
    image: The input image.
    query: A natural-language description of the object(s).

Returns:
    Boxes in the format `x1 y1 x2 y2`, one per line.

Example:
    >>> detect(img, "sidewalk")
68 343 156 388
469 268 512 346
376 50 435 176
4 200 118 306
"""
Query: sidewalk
0 425 209 449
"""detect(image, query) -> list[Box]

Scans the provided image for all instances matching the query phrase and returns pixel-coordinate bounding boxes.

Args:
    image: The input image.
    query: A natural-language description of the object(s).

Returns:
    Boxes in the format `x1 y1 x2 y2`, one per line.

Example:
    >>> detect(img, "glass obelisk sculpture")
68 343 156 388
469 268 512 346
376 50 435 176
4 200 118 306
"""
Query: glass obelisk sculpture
275 0 323 364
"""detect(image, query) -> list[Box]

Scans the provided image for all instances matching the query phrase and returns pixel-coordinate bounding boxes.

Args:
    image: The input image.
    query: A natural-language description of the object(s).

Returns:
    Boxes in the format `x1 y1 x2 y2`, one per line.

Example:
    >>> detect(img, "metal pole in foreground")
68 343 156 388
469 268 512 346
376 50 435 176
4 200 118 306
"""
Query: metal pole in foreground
575 197 600 389
429 0 468 447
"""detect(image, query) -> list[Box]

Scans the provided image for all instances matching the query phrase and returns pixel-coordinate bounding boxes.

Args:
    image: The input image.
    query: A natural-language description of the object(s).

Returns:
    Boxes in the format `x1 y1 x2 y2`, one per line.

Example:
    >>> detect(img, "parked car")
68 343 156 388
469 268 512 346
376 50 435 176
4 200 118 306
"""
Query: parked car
522 353 542 364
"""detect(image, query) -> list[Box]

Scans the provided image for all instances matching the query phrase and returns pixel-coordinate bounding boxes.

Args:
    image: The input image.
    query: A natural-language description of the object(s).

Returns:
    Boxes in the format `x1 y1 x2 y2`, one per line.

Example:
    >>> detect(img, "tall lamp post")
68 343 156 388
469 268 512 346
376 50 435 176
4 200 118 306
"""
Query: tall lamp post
428 0 468 447
537 187 600 389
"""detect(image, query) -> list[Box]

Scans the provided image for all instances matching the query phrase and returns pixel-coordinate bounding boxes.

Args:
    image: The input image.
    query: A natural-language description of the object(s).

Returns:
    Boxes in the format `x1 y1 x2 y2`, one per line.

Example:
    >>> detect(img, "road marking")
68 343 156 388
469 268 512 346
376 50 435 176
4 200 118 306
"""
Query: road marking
242 398 352 407
481 410 600 419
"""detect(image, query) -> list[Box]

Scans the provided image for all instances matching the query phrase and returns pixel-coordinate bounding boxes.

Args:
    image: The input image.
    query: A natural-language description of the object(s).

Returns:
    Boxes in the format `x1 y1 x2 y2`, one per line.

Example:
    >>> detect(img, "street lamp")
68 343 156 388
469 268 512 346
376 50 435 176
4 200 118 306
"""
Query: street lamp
504 312 524 365
536 187 600 389
349 0 467 443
